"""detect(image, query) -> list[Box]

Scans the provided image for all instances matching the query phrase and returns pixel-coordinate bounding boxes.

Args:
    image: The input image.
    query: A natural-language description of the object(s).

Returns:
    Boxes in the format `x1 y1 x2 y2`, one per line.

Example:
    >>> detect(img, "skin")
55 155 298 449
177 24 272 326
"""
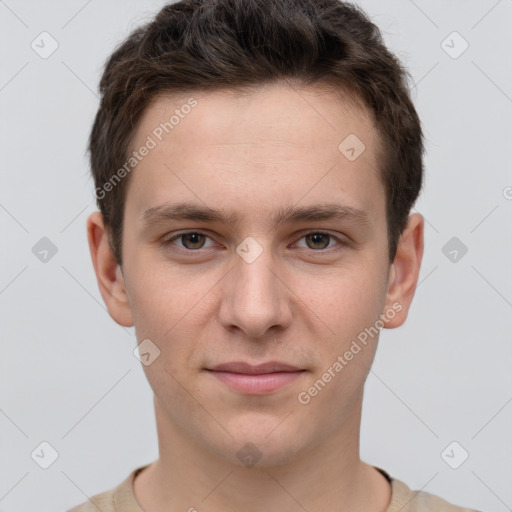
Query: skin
87 82 424 512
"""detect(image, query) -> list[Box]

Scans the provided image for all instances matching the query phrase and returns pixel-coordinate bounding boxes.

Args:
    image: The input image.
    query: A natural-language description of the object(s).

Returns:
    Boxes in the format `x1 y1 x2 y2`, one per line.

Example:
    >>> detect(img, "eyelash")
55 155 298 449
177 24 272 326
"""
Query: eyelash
160 230 348 255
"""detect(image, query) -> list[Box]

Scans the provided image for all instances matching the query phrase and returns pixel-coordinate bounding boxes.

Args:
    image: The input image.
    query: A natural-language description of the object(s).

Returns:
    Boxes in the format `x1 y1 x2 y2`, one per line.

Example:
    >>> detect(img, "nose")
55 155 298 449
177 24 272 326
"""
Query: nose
218 243 293 339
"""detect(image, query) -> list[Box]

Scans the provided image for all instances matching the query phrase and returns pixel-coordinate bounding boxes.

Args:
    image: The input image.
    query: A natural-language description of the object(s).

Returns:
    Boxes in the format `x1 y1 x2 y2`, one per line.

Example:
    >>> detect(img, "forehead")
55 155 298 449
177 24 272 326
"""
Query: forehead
137 83 379 154
125 82 384 225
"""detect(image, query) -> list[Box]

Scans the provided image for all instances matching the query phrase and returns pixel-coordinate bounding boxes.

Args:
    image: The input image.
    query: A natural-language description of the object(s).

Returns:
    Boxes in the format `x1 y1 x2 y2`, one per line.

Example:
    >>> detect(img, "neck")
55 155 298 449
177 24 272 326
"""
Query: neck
134 395 391 512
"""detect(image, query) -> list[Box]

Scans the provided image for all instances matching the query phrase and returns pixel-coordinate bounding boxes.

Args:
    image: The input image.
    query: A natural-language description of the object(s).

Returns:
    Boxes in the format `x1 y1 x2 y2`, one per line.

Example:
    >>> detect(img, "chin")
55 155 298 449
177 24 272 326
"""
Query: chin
204 414 309 469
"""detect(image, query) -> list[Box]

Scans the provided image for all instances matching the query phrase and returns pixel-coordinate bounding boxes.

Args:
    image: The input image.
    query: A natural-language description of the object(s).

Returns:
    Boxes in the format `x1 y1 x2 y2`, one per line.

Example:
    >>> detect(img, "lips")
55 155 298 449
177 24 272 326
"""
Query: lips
205 361 306 395
208 361 303 374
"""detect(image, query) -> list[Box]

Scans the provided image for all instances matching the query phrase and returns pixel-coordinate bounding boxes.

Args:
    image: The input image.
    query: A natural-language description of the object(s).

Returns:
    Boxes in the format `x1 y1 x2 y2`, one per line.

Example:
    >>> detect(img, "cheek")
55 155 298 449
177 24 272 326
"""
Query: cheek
295 268 386 416
338 278 385 339
125 259 220 380
126 256 208 331
294 260 387 337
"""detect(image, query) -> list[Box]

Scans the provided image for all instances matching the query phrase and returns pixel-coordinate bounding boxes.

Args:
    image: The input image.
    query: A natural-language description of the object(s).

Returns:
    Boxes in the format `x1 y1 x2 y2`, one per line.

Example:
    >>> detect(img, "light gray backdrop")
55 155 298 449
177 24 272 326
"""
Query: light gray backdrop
1 1 511 511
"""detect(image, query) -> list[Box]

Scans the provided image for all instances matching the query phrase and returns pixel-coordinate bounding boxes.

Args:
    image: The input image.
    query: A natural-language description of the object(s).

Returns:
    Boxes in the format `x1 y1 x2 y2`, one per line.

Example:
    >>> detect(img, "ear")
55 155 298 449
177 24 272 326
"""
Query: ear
86 211 134 327
382 213 424 329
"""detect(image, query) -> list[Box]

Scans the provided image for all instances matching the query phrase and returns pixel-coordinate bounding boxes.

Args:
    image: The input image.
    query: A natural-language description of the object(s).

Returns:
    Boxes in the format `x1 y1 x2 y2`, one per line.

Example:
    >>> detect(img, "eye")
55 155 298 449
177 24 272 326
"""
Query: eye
162 231 216 251
160 230 348 254
295 231 345 251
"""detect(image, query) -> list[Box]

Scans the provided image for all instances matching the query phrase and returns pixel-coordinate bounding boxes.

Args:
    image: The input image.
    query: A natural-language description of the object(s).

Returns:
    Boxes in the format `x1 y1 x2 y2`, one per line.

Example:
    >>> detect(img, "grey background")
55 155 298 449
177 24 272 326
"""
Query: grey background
1 1 511 511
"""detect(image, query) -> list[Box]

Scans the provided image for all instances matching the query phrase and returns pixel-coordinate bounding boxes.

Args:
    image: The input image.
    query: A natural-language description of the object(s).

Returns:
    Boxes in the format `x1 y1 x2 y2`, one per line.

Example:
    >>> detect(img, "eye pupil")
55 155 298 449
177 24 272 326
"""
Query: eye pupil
306 233 330 249
182 233 205 249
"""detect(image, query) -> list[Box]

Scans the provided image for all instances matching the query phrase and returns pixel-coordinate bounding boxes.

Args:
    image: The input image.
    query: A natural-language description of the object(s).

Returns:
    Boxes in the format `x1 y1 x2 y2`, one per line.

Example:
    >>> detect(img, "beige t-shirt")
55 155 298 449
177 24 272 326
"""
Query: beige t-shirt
67 465 481 512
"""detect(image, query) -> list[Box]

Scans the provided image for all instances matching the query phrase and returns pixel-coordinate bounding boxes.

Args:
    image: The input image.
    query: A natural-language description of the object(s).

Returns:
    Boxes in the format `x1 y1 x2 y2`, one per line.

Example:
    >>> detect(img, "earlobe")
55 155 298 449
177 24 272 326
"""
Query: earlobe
86 211 134 327
382 213 424 329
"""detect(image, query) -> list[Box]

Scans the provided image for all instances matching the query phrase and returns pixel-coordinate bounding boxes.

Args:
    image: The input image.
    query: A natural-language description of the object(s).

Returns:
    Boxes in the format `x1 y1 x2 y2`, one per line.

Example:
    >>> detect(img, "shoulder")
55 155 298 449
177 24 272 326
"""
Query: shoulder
386 473 482 512
66 465 148 512
67 487 115 512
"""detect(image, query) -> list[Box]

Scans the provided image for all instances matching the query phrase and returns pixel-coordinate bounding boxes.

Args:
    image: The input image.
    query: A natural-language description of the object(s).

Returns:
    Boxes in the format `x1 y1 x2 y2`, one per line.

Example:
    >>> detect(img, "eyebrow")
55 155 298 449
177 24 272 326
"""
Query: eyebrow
140 201 371 229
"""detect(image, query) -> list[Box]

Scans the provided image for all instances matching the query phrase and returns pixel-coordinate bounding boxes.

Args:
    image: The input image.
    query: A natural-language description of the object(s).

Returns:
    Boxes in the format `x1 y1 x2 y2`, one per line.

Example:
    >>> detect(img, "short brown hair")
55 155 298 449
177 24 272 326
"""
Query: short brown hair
89 0 424 266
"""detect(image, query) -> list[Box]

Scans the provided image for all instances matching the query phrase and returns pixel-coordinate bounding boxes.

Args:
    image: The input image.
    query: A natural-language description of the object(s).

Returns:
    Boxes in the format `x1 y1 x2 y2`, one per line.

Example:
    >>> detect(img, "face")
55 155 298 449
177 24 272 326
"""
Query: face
88 82 423 468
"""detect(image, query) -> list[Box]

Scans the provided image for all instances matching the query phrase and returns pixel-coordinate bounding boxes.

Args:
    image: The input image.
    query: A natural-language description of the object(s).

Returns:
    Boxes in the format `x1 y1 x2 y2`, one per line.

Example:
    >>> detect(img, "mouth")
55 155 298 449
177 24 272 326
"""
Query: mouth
205 361 306 395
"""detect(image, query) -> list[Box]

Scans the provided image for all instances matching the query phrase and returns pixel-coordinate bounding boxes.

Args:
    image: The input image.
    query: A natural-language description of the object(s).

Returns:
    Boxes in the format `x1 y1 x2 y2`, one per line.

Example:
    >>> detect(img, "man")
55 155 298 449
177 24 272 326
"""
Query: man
69 0 481 510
